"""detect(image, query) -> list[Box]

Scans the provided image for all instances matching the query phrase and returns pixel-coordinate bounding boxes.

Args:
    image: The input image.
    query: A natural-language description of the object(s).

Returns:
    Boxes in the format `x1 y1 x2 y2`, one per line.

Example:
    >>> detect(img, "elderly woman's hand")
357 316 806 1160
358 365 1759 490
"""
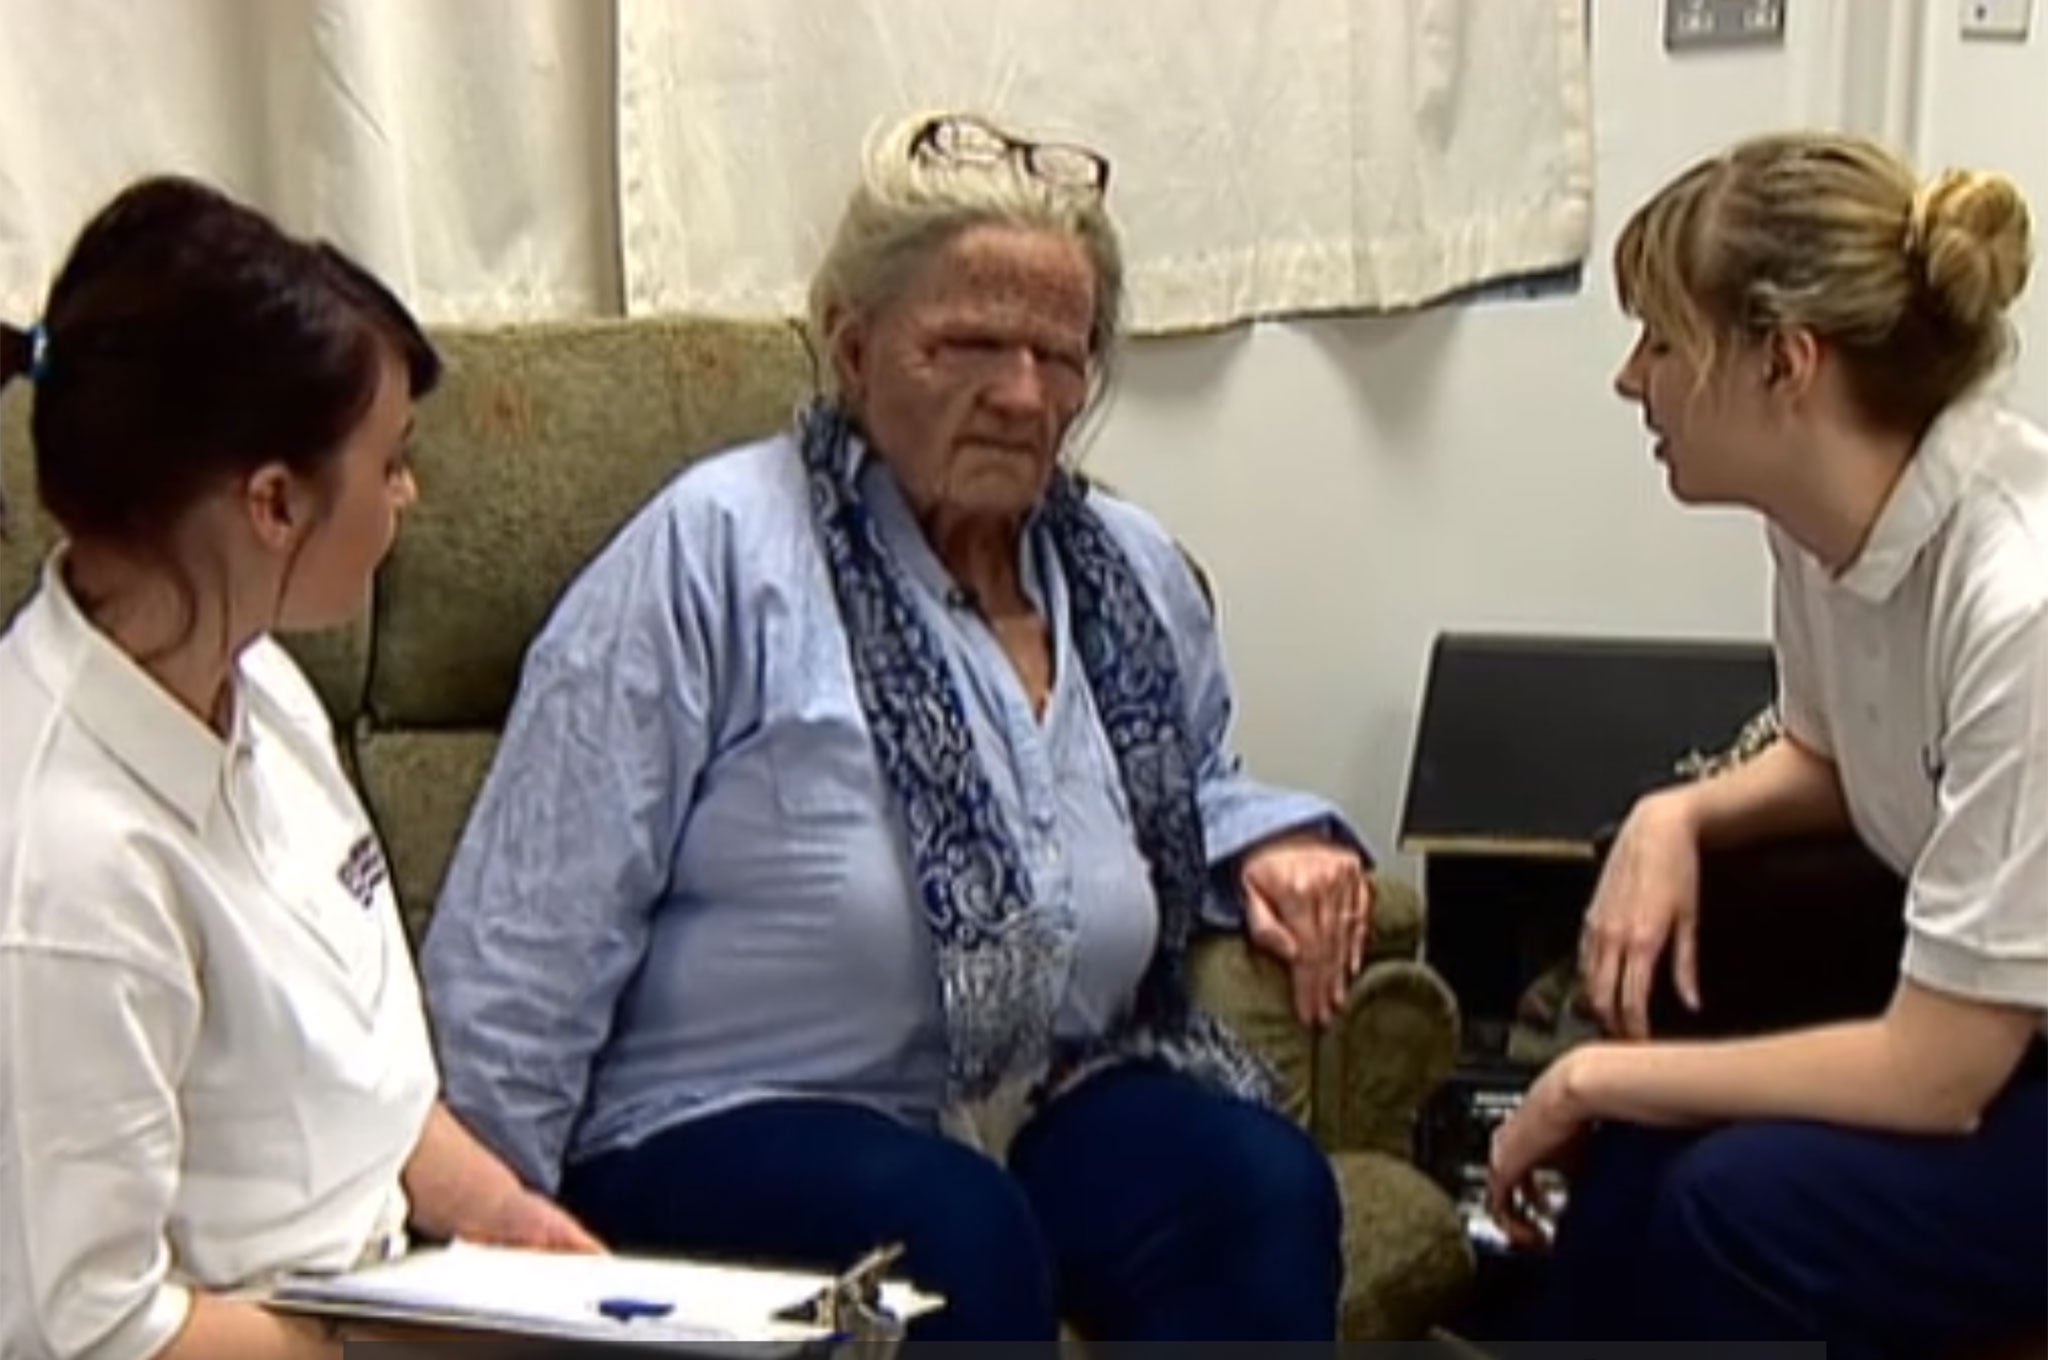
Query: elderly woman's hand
1239 832 1372 1027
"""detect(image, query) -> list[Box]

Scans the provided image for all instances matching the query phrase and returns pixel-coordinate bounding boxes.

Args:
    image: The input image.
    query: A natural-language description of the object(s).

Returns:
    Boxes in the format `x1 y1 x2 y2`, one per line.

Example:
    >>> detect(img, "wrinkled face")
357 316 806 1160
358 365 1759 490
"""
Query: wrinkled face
834 224 1096 524
275 348 419 629
1612 321 1780 507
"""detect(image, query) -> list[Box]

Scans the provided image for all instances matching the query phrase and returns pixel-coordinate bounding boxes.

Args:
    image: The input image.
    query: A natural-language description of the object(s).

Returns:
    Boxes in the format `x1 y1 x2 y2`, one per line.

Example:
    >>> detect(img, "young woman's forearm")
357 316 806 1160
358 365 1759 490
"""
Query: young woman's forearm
1664 733 1850 850
400 1101 523 1241
1562 982 2040 1135
155 1293 338 1360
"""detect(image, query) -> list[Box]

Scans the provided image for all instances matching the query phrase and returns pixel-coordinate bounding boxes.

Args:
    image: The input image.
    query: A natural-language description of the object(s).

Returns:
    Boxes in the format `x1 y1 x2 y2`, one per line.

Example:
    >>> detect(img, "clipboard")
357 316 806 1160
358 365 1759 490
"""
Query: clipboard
257 1239 939 1355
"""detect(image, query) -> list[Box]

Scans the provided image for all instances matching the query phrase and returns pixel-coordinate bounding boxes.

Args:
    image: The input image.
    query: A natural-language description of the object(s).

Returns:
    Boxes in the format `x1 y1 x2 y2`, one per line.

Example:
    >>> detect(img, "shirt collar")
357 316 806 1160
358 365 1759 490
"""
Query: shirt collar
26 552 243 828
1835 395 1996 603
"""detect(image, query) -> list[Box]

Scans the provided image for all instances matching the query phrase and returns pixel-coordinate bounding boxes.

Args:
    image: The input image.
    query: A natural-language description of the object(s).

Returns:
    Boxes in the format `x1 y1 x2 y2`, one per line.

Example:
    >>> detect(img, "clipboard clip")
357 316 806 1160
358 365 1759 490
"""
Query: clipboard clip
777 1241 909 1351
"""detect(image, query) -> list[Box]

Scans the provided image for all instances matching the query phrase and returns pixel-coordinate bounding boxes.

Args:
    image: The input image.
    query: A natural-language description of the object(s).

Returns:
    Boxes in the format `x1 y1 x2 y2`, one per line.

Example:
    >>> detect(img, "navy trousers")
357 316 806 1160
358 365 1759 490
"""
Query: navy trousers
1523 1060 2047 1356
560 1064 1343 1341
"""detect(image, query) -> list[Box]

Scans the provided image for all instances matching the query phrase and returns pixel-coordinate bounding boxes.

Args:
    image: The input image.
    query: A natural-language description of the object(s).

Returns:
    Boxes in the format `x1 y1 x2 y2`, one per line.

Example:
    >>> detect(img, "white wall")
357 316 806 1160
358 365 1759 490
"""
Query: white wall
1089 0 2046 872
1916 2 2048 421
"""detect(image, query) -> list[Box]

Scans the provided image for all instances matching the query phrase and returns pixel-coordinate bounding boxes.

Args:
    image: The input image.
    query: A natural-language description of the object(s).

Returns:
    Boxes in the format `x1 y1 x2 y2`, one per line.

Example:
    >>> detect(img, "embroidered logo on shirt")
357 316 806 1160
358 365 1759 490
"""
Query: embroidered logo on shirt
337 833 390 909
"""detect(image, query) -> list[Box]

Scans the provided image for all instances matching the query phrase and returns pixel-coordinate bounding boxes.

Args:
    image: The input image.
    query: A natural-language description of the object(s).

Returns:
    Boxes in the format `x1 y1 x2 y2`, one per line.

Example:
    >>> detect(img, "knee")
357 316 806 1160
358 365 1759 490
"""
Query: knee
1645 1126 1790 1273
898 1146 1046 1270
1205 1106 1343 1250
1195 1108 1344 1337
892 1148 1057 1339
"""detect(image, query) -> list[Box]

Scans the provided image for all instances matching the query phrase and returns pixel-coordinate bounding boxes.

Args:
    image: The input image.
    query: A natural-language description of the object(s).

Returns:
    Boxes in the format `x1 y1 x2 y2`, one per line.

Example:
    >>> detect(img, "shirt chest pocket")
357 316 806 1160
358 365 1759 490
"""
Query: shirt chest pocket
767 713 883 819
754 603 883 819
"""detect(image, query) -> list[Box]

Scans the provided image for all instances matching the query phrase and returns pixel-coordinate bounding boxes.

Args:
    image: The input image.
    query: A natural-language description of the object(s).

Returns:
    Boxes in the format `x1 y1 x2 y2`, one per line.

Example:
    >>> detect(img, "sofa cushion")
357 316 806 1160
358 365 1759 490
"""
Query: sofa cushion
369 318 812 730
1188 935 1316 1127
1333 1149 1474 1340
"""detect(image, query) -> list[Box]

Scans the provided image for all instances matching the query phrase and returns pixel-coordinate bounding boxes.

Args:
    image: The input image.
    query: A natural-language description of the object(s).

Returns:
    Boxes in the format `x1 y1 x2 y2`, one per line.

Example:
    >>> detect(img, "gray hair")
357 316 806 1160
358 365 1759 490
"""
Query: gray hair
807 111 1126 395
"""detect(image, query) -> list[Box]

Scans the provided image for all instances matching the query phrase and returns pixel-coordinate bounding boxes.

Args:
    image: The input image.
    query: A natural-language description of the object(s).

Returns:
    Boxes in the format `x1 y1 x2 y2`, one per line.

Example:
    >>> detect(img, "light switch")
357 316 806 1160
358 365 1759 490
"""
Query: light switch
1960 0 2032 39
1665 0 1787 50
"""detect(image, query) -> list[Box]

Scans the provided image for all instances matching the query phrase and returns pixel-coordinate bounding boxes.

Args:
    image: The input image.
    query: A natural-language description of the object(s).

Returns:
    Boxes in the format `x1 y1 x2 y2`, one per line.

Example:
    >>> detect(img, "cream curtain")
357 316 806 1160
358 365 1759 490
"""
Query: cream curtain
617 0 1594 331
2 0 1591 332
0 0 618 323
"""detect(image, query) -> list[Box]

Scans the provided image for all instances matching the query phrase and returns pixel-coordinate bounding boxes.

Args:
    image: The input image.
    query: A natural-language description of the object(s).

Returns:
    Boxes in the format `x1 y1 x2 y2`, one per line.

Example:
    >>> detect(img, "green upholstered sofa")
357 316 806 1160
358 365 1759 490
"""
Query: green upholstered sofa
1 316 1471 1339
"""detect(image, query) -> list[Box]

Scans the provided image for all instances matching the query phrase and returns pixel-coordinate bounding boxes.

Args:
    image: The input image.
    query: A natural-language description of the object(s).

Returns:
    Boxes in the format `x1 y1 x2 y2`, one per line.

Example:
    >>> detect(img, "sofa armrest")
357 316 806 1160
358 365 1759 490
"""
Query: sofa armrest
1188 888 1460 1160
1365 869 1426 965
1189 871 1455 1149
1189 934 1318 1127
1318 960 1461 1156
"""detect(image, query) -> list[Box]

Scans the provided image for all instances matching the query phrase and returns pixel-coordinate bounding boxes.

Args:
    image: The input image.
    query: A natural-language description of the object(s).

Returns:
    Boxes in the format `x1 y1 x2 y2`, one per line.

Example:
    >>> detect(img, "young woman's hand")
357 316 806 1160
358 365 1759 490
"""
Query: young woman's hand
457 1185 605 1253
1485 1050 1591 1250
1579 791 1703 1039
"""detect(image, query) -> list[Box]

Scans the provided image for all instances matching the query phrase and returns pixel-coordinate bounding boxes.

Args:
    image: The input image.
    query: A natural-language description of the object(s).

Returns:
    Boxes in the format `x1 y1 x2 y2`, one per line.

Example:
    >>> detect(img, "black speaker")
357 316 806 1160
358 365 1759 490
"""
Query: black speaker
1398 631 1778 1050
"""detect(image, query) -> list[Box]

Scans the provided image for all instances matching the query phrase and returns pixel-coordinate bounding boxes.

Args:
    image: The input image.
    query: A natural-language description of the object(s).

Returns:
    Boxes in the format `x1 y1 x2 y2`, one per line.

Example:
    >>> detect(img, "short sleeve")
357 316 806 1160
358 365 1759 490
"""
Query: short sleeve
1 850 201 1360
1901 600 2048 1010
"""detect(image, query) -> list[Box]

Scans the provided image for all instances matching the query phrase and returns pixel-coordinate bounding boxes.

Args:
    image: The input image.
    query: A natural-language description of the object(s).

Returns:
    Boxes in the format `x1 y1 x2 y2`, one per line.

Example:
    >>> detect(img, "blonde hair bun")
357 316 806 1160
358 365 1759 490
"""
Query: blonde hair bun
1908 169 2033 326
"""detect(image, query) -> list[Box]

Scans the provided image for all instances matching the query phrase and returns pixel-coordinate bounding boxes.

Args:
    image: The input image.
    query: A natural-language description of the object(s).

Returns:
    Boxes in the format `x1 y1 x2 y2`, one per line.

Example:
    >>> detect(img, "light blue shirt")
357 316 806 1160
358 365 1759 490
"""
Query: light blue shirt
421 433 1359 1193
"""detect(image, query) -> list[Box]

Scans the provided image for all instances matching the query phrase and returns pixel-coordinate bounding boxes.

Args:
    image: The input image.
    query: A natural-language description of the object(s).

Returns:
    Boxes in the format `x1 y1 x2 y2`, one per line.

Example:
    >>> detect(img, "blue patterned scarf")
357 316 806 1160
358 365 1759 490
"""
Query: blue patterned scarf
798 399 1273 1108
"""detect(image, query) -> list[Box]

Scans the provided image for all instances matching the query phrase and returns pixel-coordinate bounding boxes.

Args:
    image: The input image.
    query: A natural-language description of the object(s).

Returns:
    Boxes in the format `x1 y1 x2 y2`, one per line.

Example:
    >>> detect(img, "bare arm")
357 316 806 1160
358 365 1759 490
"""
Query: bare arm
402 1103 602 1252
154 1296 337 1360
1562 978 2040 1134
1668 731 1850 851
148 1105 600 1360
1490 980 2040 1244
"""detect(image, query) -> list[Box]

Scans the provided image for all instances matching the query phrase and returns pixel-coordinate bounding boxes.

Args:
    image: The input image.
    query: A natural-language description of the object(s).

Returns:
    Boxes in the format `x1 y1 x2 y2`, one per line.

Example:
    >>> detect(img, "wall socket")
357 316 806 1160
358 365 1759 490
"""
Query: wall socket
1665 0 1787 49
1960 0 2032 39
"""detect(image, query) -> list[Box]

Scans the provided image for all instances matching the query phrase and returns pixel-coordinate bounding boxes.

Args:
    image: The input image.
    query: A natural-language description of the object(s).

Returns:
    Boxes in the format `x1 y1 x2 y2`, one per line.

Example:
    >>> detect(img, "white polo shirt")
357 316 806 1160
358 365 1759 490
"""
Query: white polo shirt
0 558 438 1360
1772 393 2048 1025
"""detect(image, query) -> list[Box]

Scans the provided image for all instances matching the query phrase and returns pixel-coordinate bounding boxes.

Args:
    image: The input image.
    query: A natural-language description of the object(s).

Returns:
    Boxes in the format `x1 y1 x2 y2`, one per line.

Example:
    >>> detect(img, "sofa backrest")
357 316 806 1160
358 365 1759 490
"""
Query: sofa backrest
2 316 813 938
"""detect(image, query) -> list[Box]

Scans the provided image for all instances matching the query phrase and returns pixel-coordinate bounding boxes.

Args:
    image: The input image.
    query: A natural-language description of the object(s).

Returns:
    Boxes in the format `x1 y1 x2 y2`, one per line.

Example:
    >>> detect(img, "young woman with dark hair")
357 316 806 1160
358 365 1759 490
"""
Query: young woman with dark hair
0 177 598 1360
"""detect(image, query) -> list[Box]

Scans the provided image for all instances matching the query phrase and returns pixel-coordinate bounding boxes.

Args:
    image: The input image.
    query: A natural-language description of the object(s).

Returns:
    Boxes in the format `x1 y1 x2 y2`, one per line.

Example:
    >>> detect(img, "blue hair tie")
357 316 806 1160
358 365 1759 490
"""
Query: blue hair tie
25 321 51 384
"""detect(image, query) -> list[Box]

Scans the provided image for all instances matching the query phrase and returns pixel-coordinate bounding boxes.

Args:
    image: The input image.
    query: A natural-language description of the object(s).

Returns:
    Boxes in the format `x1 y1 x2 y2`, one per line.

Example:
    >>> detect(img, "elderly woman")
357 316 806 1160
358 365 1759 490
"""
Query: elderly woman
421 111 1370 1341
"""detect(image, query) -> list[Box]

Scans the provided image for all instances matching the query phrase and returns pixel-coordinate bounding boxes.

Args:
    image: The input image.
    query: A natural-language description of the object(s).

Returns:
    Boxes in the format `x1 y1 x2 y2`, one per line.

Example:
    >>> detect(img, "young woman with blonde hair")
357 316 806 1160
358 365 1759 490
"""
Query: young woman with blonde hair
1489 132 2046 1354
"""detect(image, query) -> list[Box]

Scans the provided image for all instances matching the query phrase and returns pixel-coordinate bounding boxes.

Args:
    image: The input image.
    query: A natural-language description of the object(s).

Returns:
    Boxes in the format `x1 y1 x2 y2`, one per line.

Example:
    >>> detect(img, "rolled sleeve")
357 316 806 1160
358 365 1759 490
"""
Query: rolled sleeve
1902 603 2048 1011
1197 789 1369 930
2 942 199 1360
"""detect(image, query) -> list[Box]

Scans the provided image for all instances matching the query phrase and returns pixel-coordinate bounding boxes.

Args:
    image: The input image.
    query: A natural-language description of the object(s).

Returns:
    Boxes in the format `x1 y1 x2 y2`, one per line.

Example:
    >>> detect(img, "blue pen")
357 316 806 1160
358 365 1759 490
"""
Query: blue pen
597 1296 676 1323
